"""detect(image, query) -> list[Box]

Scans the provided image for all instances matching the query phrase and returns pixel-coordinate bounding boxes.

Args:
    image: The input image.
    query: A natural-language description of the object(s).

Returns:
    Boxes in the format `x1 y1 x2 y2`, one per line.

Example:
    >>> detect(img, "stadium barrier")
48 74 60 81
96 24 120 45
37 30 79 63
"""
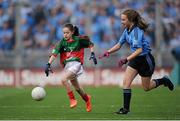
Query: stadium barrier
0 68 171 87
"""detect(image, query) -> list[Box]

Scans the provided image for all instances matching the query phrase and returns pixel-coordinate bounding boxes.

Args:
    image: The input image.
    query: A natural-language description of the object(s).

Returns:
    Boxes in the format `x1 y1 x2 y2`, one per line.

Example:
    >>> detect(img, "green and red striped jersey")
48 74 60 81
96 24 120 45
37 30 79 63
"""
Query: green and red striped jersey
51 35 94 67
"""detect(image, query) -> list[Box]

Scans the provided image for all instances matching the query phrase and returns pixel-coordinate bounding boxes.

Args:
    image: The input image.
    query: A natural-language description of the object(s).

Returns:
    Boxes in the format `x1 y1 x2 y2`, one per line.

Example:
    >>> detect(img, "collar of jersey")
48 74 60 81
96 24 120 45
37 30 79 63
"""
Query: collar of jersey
127 25 136 34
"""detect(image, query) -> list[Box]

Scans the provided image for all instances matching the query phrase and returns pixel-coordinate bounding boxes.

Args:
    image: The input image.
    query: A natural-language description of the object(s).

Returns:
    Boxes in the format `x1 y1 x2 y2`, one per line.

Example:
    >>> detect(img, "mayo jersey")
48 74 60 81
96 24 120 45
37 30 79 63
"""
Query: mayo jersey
51 35 93 66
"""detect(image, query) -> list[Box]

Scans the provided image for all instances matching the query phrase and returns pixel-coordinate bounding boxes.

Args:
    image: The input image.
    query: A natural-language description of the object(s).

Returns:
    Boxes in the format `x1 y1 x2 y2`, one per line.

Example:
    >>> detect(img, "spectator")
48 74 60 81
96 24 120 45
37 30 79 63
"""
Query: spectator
0 0 180 51
0 21 14 51
0 5 10 28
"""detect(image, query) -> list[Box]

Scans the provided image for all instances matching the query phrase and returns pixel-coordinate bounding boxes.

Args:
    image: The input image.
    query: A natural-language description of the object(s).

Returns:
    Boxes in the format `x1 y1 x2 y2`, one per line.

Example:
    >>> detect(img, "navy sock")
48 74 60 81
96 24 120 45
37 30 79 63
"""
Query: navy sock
123 89 131 110
153 78 164 87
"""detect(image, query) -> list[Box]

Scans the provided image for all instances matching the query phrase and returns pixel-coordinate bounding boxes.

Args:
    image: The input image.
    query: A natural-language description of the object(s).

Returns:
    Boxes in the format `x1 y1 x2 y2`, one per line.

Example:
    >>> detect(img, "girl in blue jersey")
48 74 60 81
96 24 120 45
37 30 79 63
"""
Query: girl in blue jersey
100 9 174 114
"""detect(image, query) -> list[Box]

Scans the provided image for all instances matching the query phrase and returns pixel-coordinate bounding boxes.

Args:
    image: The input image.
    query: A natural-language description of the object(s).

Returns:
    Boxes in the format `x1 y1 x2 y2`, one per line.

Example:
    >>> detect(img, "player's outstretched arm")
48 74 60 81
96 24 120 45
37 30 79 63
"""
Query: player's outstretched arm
89 46 97 65
45 55 56 77
99 43 122 59
48 55 56 64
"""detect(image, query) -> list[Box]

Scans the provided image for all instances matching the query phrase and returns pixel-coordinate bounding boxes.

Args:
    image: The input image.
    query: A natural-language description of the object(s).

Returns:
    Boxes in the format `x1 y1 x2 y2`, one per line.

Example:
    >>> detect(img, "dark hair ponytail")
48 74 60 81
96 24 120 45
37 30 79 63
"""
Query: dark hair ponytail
122 9 149 31
63 23 80 36
137 16 148 31
73 25 80 36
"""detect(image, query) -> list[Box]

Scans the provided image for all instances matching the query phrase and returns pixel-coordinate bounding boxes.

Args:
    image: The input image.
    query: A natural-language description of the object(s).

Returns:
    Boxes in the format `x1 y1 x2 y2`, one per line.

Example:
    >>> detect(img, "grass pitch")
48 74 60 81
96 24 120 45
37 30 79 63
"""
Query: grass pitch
0 86 180 120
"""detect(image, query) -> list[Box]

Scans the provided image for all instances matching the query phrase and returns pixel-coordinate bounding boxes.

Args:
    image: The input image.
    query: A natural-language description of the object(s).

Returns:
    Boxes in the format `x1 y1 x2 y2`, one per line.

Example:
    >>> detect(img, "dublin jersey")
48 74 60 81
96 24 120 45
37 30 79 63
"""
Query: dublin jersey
119 26 151 56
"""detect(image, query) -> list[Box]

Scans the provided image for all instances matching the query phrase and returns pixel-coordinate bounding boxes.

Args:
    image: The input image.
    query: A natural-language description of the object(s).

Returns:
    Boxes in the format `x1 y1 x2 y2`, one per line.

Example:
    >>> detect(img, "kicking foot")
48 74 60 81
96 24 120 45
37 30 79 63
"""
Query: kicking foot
70 99 77 108
115 108 129 114
163 76 174 91
86 95 92 112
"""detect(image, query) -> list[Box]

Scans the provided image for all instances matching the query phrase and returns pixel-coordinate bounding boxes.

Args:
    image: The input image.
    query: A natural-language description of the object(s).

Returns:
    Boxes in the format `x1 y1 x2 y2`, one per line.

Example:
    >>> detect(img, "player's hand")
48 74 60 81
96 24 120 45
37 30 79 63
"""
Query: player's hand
118 58 128 67
45 63 53 77
99 51 110 59
89 52 97 65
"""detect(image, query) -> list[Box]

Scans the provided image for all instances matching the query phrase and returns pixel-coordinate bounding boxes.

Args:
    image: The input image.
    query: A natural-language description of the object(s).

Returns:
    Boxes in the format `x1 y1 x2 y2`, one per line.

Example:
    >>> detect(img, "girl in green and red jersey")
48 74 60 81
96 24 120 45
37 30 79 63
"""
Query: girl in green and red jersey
45 23 97 112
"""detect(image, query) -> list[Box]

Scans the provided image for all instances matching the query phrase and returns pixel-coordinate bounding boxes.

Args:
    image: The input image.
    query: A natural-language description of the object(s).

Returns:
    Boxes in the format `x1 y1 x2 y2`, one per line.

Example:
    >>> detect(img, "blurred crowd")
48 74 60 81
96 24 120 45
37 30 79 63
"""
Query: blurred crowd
0 0 180 52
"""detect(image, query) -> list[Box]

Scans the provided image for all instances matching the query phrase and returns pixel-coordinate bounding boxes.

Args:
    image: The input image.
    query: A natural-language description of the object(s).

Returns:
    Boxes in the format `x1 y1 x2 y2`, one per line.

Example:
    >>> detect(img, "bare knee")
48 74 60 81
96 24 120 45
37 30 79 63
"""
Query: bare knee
123 80 131 89
61 81 66 86
61 78 68 86
143 86 151 92
141 77 153 92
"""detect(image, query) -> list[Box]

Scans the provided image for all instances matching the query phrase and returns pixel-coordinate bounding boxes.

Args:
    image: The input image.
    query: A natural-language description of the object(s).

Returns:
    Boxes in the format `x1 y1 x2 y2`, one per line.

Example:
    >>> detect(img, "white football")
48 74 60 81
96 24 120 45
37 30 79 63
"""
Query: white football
31 87 46 101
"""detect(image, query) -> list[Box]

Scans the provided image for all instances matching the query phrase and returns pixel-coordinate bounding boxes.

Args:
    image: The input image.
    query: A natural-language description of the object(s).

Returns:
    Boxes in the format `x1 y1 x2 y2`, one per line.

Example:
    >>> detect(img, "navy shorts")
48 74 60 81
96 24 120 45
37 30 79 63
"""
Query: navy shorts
128 53 155 77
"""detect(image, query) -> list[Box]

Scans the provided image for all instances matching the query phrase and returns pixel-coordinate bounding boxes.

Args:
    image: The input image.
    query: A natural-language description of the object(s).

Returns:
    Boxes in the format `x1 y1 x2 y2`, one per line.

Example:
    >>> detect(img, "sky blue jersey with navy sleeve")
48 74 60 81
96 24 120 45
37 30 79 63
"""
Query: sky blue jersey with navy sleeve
119 26 151 56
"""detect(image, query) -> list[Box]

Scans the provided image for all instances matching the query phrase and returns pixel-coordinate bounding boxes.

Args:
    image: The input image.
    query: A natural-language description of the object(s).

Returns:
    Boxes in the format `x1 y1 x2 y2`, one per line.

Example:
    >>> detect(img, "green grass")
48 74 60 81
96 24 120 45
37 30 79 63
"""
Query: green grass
0 86 180 120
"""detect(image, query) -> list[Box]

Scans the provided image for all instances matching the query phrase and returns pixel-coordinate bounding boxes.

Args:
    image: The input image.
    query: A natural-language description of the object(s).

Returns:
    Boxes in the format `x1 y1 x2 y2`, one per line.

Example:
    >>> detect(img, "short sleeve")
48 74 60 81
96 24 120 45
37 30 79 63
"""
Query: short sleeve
118 30 126 45
51 41 62 56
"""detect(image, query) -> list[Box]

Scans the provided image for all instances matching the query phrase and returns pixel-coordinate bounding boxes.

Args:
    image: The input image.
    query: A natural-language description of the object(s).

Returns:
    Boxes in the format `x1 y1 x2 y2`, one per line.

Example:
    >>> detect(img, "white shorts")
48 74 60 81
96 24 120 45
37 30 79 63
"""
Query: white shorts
64 61 84 77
